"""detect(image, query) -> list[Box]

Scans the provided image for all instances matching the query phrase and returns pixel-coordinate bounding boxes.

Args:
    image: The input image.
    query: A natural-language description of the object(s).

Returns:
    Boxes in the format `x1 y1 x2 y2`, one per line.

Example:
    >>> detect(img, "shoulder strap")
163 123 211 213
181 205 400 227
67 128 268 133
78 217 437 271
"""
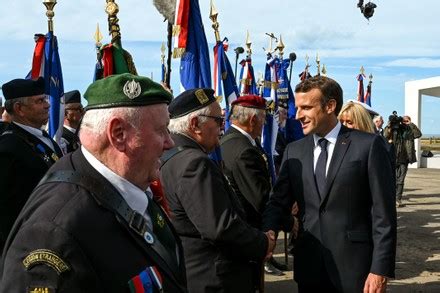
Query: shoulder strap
160 146 186 169
37 170 180 272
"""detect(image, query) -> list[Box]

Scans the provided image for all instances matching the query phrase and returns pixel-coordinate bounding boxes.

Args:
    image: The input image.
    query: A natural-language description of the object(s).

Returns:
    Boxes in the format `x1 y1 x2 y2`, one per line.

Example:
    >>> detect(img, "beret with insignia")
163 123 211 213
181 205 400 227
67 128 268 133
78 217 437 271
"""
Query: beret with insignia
1 77 45 100
169 88 216 119
64 90 81 104
84 73 172 111
231 94 266 110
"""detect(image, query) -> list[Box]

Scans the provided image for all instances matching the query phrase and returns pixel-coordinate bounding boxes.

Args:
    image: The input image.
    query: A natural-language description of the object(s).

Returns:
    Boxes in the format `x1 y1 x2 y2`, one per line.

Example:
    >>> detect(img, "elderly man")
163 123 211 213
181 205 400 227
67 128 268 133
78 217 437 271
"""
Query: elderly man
61 90 83 153
160 88 274 293
263 76 396 293
0 77 63 251
373 115 384 136
0 74 187 292
0 96 10 133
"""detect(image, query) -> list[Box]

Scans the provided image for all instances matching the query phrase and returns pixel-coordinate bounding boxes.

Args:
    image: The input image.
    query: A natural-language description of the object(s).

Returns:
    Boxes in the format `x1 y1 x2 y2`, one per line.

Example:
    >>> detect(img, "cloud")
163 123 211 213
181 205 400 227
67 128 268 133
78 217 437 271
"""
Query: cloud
382 58 440 69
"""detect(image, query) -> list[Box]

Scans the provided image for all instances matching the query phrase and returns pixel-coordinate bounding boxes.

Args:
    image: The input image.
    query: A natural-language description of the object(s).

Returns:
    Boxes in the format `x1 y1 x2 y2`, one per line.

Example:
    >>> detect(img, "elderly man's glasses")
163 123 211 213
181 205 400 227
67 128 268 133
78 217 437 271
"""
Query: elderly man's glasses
198 114 224 126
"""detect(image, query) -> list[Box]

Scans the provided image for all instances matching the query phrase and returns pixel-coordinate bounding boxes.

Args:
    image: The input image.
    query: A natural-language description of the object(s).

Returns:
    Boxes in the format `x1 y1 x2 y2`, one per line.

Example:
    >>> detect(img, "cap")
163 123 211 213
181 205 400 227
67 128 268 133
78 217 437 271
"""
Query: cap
64 90 81 104
1 77 45 100
169 88 216 119
84 73 172 111
231 94 266 110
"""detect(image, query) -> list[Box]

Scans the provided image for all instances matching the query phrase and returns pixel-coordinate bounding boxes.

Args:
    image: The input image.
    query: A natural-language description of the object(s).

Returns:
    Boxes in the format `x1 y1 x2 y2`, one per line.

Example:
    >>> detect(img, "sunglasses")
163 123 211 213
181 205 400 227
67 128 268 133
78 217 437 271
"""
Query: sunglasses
198 114 224 126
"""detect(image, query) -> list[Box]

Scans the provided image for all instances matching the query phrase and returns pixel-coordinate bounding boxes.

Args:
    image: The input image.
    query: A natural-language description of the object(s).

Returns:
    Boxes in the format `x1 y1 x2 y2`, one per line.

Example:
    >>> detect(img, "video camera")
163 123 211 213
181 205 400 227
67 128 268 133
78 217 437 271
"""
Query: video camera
388 111 403 131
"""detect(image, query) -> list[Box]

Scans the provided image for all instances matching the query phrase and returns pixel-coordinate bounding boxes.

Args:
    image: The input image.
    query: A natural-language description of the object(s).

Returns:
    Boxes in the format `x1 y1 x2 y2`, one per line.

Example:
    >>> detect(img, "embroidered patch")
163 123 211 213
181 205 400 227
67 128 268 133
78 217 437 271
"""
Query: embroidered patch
195 89 209 105
23 249 70 275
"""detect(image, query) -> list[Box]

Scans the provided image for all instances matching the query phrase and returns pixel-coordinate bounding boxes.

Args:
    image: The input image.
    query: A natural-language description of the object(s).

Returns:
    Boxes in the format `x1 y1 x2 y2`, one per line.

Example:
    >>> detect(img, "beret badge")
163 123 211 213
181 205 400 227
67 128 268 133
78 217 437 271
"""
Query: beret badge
123 79 142 100
195 89 209 105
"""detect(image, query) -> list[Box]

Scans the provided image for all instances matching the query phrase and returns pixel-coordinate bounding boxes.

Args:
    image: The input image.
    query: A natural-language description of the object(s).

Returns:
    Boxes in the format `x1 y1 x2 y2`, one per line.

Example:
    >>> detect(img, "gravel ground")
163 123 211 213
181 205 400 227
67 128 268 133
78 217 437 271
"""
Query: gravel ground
265 168 440 293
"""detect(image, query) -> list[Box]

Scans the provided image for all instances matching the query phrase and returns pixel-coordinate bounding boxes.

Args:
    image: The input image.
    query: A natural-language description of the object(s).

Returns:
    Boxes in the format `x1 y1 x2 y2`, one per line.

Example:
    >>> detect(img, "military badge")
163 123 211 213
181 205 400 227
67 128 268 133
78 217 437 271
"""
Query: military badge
27 287 55 293
195 89 209 105
51 153 59 161
23 249 70 275
157 214 165 228
123 79 142 100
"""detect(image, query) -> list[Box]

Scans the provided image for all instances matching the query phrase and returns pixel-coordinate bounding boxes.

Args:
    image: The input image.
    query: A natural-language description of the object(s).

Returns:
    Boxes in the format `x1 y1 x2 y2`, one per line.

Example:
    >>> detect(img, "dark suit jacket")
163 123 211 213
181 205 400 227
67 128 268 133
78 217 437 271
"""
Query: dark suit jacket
0 123 62 251
0 121 9 134
161 133 268 293
263 126 397 292
220 127 271 229
62 126 80 153
0 149 187 293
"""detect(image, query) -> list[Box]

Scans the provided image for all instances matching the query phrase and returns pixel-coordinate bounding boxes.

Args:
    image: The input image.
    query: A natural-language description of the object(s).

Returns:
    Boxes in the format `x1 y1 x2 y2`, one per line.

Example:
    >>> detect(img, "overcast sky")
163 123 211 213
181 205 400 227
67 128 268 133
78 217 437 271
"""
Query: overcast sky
1 0 439 134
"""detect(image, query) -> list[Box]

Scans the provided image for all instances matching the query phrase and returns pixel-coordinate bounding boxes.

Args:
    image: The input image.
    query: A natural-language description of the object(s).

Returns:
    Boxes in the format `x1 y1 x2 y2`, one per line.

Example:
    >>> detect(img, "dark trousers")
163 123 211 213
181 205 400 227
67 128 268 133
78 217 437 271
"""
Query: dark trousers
296 263 340 293
396 163 408 201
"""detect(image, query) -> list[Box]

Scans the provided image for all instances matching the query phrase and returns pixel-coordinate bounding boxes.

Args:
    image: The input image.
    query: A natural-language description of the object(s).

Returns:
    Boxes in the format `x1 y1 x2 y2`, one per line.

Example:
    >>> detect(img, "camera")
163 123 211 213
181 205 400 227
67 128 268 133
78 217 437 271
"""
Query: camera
358 0 377 20
388 111 403 131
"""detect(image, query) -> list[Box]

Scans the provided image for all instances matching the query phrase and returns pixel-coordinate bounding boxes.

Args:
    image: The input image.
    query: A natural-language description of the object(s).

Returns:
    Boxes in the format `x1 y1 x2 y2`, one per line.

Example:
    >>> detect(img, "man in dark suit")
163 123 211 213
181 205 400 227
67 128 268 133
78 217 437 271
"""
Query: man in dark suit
161 88 274 293
61 90 83 153
263 76 396 293
0 74 187 292
0 77 63 251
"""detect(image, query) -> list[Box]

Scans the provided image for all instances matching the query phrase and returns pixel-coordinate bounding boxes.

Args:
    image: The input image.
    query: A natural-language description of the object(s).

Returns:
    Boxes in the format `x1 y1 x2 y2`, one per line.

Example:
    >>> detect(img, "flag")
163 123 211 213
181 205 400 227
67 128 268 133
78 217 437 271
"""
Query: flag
100 42 137 78
213 38 239 130
357 72 366 103
298 64 312 81
364 79 372 106
238 57 257 95
174 0 211 90
278 58 304 143
261 55 280 183
30 32 64 145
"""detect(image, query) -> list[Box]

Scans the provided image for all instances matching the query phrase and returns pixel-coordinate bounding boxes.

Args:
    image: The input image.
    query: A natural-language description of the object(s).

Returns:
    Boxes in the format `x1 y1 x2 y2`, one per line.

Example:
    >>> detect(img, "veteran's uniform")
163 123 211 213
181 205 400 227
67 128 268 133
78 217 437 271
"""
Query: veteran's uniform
0 78 62 251
61 90 82 153
161 89 268 293
0 74 187 293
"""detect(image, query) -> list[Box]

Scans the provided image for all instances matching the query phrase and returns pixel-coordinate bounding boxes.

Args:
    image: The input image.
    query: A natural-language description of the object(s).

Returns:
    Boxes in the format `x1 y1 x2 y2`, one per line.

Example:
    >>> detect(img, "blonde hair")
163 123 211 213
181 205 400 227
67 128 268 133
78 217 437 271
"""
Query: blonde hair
338 102 375 133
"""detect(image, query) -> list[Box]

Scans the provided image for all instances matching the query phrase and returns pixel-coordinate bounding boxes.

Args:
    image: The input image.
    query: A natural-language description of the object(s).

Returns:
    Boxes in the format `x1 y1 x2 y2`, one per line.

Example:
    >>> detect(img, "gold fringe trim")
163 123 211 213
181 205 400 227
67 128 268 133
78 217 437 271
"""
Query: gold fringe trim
173 47 185 59
123 49 138 76
172 25 181 36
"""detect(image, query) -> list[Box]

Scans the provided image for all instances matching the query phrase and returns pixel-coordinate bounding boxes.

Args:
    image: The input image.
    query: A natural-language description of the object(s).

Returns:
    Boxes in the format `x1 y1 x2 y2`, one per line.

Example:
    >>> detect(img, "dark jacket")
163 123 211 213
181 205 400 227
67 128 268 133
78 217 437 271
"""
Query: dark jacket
161 133 268 293
0 149 187 293
263 126 397 292
0 123 62 251
384 122 422 164
61 126 80 153
220 127 271 229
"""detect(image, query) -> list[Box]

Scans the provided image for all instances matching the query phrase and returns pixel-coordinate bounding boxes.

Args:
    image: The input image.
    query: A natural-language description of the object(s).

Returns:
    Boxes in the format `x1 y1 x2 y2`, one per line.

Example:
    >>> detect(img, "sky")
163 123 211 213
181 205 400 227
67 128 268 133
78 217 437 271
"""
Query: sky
0 0 439 135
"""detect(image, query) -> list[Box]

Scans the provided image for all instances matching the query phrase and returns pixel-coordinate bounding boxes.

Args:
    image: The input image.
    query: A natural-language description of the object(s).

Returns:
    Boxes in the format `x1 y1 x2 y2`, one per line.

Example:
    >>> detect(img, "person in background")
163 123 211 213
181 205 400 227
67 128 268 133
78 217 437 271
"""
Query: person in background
61 90 83 153
263 76 396 293
373 115 385 136
161 88 274 293
0 77 63 251
338 101 375 133
384 114 422 207
0 74 187 292
0 96 10 133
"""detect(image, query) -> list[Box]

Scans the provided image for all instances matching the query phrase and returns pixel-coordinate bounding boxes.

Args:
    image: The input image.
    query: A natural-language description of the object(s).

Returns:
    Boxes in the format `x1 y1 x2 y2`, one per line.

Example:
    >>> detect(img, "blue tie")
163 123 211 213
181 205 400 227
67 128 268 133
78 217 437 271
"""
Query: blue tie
315 138 329 199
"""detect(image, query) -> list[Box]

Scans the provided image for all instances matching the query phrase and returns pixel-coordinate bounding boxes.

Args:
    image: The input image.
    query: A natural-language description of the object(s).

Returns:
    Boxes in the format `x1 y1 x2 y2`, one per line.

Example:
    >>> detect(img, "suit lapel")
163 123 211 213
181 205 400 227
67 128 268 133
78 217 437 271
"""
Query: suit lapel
320 127 351 206
72 150 186 285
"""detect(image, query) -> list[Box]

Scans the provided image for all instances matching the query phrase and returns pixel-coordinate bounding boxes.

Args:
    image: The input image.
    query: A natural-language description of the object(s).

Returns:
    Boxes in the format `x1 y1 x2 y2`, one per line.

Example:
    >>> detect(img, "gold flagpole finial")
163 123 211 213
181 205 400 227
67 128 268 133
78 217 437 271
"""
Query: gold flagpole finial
276 34 285 59
322 64 327 76
105 0 121 45
245 30 252 56
43 0 57 33
316 52 321 76
209 0 221 42
94 23 103 47
360 66 365 75
264 33 277 55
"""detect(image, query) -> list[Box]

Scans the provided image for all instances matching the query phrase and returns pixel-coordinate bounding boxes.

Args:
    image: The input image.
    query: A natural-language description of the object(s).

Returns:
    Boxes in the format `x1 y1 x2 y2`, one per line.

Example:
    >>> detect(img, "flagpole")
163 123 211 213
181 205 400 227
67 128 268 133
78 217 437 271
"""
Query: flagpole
43 0 57 33
105 0 121 47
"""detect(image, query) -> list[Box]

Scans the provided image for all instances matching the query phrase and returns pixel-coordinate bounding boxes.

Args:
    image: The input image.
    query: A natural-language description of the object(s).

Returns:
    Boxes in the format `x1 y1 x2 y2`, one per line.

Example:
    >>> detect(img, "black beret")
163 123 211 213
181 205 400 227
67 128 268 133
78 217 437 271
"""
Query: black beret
65 90 81 104
1 77 45 100
169 88 216 119
84 73 172 111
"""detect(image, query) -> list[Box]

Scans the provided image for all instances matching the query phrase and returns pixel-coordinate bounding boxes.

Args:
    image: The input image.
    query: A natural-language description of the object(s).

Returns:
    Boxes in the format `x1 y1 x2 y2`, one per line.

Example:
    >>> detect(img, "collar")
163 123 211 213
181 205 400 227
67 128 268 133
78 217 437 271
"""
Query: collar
231 124 256 146
313 121 341 147
13 121 45 138
81 145 149 215
63 125 76 133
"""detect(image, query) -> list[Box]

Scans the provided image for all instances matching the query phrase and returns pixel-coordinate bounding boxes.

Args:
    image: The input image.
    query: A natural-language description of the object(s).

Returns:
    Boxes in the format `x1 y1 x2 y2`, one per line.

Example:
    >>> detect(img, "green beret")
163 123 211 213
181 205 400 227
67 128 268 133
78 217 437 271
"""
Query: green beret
84 73 172 111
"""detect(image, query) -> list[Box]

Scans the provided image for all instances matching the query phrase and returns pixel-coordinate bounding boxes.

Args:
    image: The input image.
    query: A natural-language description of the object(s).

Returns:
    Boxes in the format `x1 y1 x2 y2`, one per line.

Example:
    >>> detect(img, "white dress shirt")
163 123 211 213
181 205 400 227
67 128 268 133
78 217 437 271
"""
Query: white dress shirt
231 124 256 146
14 122 57 152
313 122 341 176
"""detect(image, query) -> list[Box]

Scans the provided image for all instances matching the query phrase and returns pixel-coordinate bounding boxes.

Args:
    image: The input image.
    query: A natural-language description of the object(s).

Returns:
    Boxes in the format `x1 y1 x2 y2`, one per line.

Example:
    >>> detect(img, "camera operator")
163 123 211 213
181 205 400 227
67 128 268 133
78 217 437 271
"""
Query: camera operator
384 114 422 207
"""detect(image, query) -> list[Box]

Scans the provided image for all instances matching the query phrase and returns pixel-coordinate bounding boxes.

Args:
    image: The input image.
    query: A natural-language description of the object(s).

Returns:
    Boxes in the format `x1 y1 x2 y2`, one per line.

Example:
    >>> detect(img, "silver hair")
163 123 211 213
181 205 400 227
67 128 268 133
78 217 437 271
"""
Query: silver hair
80 107 142 136
373 115 383 122
230 105 265 124
168 104 212 134
4 97 29 114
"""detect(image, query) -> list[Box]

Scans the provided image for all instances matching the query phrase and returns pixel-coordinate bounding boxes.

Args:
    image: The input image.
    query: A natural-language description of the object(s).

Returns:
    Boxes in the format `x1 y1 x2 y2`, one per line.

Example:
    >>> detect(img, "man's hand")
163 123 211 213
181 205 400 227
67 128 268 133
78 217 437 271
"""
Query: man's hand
363 273 387 293
264 230 276 261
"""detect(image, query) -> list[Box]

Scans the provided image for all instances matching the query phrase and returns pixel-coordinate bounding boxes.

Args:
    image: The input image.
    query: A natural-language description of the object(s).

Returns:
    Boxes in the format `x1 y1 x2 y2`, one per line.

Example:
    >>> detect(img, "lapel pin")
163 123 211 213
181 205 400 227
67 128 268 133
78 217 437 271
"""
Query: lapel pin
144 232 154 244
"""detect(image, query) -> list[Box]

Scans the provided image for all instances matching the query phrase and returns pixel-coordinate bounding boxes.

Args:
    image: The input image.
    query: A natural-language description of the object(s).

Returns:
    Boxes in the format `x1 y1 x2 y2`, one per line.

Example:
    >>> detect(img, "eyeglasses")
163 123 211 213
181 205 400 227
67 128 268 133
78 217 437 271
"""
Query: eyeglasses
198 114 224 126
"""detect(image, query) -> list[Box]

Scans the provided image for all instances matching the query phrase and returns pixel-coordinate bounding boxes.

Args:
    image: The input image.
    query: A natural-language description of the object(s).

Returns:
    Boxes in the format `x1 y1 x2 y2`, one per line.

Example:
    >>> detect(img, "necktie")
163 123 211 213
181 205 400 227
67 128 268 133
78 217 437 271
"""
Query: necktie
42 130 50 138
315 138 329 199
